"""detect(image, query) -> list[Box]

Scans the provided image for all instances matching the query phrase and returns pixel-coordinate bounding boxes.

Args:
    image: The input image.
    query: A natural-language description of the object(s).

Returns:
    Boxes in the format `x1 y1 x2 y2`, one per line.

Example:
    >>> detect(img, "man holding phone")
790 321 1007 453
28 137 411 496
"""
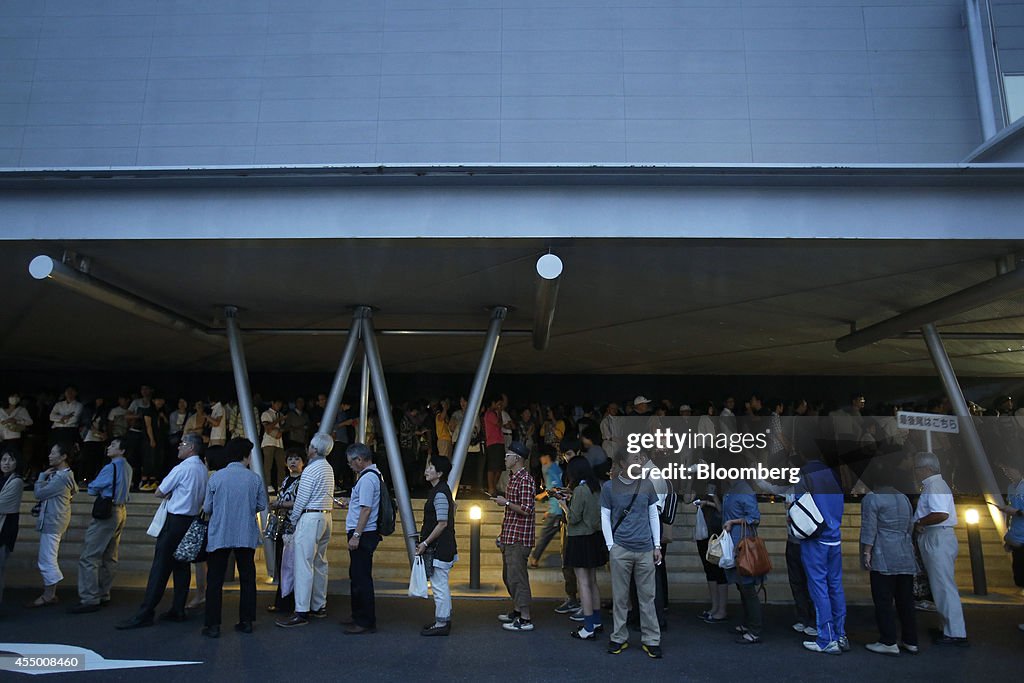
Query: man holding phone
494 449 536 632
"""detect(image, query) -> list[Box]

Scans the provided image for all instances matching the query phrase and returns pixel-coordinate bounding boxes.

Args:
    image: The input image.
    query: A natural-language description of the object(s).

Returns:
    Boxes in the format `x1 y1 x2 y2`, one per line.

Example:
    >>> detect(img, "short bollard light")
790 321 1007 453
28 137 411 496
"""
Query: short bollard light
964 508 987 596
469 505 482 589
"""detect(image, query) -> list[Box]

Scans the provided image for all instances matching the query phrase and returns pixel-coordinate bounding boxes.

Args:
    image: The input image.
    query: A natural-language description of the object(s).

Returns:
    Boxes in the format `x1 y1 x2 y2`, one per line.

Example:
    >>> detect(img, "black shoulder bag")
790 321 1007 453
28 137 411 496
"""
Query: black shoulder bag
92 461 118 520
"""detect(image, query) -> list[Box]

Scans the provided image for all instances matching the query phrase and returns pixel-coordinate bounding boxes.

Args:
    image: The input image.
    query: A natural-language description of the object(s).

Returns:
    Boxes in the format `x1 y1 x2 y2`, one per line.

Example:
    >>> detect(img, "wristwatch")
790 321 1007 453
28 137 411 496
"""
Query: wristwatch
504 500 511 507
353 532 361 538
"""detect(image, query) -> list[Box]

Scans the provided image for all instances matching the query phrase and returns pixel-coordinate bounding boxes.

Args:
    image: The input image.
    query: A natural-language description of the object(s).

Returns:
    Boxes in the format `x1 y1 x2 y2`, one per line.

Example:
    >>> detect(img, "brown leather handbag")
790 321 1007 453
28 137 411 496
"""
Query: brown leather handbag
736 520 772 577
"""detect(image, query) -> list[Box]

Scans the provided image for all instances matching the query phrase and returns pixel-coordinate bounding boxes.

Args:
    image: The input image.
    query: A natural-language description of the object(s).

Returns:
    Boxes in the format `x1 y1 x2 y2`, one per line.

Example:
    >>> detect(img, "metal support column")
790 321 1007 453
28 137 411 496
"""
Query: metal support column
921 323 1007 535
965 0 998 140
360 313 419 563
357 358 370 444
448 306 508 495
317 313 363 437
224 307 265 501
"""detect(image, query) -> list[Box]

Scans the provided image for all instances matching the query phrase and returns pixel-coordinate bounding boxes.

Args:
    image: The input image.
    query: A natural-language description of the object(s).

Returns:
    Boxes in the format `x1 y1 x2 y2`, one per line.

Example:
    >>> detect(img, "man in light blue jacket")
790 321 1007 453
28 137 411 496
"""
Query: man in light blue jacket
201 437 267 638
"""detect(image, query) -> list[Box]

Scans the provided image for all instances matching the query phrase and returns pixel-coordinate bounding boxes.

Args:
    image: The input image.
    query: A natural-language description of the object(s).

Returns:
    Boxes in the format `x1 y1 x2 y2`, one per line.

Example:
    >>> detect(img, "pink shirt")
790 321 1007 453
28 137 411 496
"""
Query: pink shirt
484 409 503 446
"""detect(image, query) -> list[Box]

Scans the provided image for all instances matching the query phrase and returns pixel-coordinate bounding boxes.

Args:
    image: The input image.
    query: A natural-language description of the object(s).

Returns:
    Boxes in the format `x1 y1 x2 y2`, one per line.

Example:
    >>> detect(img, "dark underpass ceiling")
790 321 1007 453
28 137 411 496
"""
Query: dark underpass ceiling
2 238 1024 376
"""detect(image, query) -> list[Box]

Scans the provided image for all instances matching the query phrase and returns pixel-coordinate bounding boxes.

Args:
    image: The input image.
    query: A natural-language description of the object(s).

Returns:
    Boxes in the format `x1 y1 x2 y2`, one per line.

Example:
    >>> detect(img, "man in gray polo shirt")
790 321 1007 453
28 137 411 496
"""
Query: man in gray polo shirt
601 451 662 658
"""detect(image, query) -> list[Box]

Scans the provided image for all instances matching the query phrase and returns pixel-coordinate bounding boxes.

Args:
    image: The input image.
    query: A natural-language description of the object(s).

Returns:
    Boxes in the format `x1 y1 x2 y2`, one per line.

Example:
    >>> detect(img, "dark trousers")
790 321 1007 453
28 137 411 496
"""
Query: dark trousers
205 547 256 627
869 571 917 646
1012 546 1024 588
49 427 78 454
80 441 107 481
531 514 562 561
786 539 815 625
138 513 194 618
125 431 144 488
273 537 294 612
737 582 763 636
348 530 380 627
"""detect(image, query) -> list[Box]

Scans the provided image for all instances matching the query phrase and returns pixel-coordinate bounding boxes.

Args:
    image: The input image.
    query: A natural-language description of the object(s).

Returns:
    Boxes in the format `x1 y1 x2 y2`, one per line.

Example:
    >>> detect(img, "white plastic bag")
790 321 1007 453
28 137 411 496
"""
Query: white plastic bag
280 536 295 598
718 529 736 569
694 507 709 541
408 555 429 599
146 499 168 538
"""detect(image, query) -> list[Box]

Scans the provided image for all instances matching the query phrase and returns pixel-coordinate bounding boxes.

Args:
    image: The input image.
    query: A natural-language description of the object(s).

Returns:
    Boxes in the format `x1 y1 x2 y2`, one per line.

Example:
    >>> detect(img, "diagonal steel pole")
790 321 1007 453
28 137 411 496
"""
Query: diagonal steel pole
448 306 508 496
224 306 265 524
317 312 363 437
921 323 1006 535
357 358 370 444
360 313 419 563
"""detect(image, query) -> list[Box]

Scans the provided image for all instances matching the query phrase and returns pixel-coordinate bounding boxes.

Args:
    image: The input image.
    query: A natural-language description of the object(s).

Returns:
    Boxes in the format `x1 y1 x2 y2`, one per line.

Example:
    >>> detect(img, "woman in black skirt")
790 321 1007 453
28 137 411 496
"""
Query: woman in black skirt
559 455 607 640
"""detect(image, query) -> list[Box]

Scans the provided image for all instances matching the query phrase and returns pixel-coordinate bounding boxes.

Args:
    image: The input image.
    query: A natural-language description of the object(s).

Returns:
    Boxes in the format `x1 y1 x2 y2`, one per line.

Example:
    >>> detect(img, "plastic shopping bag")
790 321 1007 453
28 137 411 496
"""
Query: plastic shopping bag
146 500 168 538
718 529 736 570
694 507 709 541
280 537 295 598
409 555 429 599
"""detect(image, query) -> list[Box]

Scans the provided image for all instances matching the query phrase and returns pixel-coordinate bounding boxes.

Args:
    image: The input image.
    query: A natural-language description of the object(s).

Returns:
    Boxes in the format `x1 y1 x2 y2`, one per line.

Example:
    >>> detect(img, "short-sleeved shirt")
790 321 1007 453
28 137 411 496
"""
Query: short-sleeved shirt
157 455 208 516
484 410 503 446
347 464 381 532
261 409 283 448
499 467 536 546
914 474 957 527
1008 479 1024 545
209 402 227 442
127 398 150 432
601 477 658 552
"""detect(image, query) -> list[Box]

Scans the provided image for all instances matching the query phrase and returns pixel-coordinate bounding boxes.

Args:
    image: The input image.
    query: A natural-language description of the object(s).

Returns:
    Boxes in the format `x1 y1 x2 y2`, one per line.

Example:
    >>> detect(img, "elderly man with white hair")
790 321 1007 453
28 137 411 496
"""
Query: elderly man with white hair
276 433 335 628
913 451 968 647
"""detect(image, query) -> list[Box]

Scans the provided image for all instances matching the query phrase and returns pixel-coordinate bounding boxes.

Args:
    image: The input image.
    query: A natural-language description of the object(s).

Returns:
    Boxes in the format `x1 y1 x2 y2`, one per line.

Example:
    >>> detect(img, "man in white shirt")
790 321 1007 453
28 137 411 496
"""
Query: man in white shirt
600 402 621 463
49 384 83 452
913 451 967 646
117 433 207 629
208 399 227 447
261 399 286 492
1 393 33 456
277 433 335 628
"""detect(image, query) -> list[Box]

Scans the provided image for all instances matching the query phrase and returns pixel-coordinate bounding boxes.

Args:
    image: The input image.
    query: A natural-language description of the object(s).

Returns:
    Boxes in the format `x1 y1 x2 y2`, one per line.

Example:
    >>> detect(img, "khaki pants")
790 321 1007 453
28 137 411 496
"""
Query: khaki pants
78 505 127 605
501 543 532 614
610 544 660 646
292 511 331 614
918 527 966 638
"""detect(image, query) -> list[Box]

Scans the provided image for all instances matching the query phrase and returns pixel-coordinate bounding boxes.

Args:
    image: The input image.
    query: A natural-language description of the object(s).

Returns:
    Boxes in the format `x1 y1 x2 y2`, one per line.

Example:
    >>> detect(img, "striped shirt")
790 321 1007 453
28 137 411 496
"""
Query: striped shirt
289 457 335 527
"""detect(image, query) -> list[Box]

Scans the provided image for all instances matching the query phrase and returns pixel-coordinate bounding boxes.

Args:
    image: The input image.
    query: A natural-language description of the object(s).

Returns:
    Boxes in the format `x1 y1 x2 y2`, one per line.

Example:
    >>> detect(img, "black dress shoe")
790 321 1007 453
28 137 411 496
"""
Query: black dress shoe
67 602 101 614
201 625 220 638
159 609 188 622
275 614 309 628
343 623 376 635
115 615 154 630
933 635 969 647
235 621 253 633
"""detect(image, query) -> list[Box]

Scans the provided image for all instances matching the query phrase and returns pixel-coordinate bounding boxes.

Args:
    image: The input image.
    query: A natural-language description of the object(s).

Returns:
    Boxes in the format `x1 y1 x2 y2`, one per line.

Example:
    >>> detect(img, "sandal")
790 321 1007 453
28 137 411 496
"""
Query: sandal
733 625 749 635
735 632 762 644
697 610 711 620
703 615 728 624
27 595 59 608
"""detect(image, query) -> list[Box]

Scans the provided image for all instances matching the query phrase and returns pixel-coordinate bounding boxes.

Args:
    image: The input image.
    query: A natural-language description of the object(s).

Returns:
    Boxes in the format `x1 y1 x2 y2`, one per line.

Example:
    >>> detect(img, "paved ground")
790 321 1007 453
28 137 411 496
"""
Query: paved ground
1 587 1021 681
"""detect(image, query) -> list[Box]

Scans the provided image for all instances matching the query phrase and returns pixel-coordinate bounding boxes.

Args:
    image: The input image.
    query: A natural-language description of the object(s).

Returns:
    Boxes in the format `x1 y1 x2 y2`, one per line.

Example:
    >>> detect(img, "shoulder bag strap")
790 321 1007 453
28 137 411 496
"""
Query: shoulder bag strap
612 481 642 535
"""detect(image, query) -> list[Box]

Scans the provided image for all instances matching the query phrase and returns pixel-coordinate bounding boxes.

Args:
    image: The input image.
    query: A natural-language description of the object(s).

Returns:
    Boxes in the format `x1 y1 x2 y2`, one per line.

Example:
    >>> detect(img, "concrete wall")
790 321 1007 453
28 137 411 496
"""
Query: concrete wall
0 0 992 166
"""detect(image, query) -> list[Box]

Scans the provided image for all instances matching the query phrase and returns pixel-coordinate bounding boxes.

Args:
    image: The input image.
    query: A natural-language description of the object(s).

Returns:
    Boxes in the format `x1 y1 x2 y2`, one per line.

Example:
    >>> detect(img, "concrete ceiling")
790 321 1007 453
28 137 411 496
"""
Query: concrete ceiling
3 238 1024 376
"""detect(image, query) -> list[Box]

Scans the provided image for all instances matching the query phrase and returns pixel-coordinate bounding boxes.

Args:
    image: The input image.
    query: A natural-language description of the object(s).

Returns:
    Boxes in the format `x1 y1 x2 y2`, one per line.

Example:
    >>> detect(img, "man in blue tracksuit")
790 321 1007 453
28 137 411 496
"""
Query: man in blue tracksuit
797 459 847 654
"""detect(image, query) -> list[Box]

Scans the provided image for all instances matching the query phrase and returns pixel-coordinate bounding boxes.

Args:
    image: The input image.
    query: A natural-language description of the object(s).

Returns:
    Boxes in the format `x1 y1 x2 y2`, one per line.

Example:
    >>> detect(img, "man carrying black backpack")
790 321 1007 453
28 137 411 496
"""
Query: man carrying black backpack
343 443 382 635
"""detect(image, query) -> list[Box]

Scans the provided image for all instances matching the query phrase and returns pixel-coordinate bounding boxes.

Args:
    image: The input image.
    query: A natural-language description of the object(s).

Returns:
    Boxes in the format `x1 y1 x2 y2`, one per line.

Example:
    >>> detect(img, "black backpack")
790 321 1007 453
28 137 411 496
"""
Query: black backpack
372 470 396 537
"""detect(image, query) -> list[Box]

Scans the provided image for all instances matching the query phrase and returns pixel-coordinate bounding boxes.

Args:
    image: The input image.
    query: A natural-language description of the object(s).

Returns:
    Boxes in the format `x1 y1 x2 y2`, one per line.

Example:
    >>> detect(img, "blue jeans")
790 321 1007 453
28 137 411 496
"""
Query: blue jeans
801 540 846 647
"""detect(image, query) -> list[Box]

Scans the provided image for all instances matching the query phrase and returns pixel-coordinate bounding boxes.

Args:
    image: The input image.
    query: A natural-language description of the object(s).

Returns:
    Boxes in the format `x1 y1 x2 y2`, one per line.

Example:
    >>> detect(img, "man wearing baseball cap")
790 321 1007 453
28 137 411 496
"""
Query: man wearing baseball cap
495 448 536 632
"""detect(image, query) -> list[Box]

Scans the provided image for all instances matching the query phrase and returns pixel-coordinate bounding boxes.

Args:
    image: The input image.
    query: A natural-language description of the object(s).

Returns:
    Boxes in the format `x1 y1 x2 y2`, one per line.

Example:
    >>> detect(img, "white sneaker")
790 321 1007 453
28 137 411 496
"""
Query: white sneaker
502 617 535 632
803 626 818 637
914 600 937 612
899 642 919 654
865 642 899 656
803 641 841 655
792 622 806 633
